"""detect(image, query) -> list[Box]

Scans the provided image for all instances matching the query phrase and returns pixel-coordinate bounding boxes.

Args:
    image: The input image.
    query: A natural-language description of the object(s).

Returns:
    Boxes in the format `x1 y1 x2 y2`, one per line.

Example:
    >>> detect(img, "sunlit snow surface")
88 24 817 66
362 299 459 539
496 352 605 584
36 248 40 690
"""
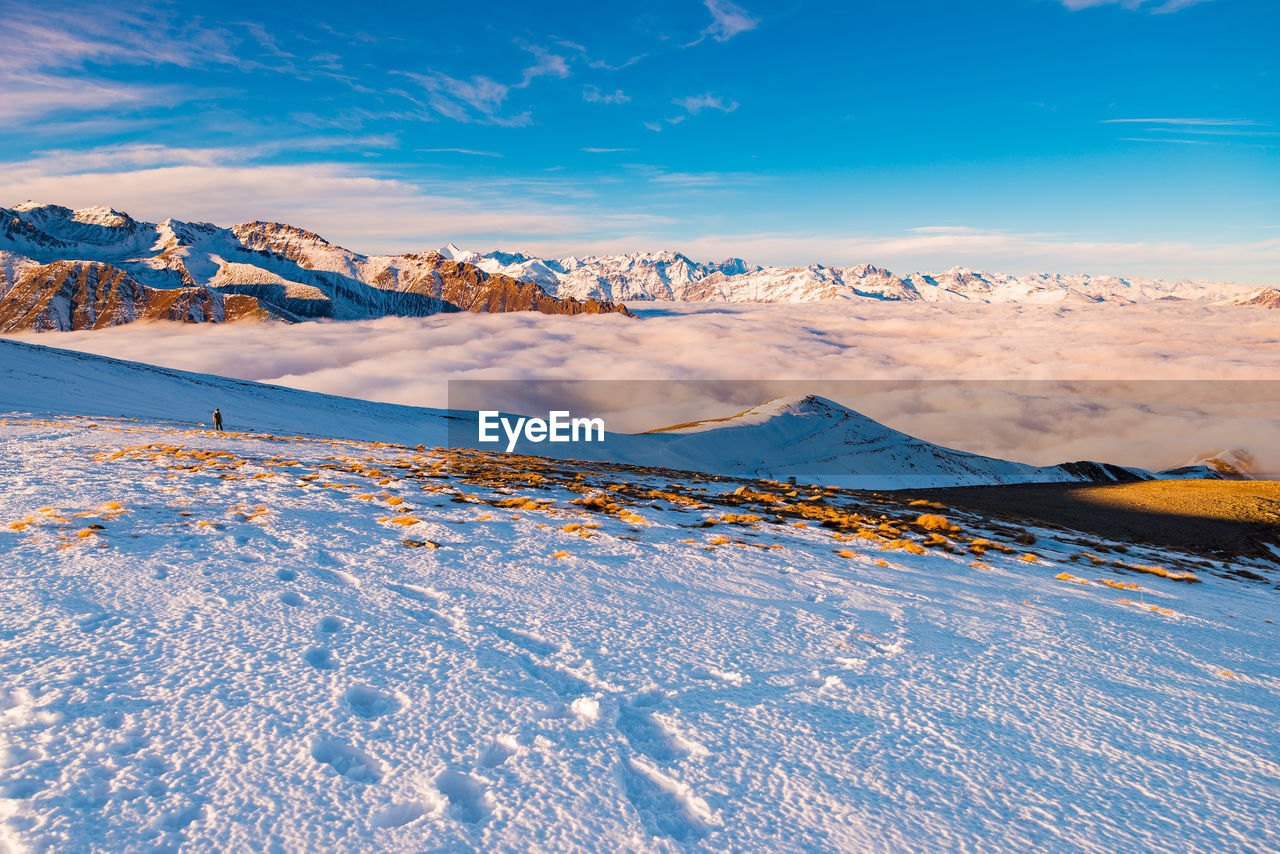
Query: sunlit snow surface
1 416 1277 853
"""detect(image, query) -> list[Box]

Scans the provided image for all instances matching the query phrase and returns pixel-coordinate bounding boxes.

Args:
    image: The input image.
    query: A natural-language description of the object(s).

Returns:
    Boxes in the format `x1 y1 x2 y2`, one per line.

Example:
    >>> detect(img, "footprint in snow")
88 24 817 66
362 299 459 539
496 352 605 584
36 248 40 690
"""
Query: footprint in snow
342 684 400 719
311 738 381 783
478 735 520 768
302 646 338 670
315 615 343 635
434 769 490 824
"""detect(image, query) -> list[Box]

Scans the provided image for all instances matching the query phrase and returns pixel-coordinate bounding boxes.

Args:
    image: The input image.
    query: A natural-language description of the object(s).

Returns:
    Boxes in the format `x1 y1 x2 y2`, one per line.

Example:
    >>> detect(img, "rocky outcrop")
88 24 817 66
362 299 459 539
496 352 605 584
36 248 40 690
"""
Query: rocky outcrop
1224 287 1280 309
395 253 634 316
0 260 271 332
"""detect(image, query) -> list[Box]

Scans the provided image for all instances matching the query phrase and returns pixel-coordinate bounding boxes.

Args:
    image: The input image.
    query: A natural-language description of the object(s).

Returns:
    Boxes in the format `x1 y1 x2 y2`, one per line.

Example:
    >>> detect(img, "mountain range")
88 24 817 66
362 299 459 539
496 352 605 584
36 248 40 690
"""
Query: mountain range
3 201 1275 334
0 203 632 332
439 243 1276 306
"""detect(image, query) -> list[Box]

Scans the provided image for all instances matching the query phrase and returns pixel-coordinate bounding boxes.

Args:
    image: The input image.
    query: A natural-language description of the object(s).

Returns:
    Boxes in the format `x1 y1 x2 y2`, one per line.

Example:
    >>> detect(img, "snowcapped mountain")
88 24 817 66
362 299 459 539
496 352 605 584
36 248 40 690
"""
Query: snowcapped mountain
3 202 1265 329
441 244 1265 305
1221 286 1280 309
0 203 632 332
1163 448 1260 480
622 394 1148 488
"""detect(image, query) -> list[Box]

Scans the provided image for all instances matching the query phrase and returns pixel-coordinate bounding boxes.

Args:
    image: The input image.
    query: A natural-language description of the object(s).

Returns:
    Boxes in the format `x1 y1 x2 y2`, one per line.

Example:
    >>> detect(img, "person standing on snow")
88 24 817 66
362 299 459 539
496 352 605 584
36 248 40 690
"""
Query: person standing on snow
213 408 224 431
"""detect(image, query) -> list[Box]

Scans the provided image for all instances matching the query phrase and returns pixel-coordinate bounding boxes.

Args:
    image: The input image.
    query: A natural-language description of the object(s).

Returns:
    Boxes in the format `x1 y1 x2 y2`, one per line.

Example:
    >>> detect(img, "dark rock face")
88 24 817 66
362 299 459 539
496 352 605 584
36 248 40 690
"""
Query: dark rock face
0 261 271 332
394 253 634 317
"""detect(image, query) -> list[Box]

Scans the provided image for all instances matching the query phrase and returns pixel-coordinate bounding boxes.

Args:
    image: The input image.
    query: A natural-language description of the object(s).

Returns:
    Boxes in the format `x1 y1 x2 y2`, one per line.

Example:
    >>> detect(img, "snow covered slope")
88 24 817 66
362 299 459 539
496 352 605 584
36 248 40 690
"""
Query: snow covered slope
0 414 1276 852
1 340 1146 489
440 244 1263 305
624 394 1148 488
0 338 455 446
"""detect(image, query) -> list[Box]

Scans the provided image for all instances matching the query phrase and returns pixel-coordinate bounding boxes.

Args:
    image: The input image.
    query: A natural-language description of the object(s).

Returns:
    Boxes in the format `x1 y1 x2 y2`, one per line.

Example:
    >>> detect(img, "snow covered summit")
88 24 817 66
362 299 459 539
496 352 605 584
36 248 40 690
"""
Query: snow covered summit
441 245 1266 305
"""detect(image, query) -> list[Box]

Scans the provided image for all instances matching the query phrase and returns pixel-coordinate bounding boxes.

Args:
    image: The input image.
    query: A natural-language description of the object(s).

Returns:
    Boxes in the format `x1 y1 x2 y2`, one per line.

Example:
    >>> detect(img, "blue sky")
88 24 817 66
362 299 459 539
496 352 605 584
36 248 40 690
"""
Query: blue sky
0 0 1276 281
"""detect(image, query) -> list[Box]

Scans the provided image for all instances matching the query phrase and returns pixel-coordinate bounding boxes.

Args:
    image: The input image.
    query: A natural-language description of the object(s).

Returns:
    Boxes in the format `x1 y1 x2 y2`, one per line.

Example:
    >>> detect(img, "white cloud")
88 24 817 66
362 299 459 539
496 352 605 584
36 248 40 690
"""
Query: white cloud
0 143 693 258
0 75 184 123
650 93 739 129
402 72 526 126
419 148 504 158
14 302 1279 474
1118 137 1213 145
1059 0 1214 11
663 228 1280 284
1100 118 1256 125
673 93 739 115
583 86 631 105
701 0 760 42
401 44 570 126
517 45 570 88
0 1 281 124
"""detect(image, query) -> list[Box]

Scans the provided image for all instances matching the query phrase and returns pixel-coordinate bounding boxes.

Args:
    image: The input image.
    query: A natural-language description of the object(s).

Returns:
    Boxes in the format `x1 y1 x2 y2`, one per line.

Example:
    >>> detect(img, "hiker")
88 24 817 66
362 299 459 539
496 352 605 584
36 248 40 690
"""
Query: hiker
213 408 224 431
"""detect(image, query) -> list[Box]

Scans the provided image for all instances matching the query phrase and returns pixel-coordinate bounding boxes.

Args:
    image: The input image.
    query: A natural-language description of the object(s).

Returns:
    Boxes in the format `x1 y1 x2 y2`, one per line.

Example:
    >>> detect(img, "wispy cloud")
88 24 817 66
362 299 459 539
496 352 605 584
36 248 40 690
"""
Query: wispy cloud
673 94 739 116
418 148 504 158
583 86 631 105
1059 0 1214 12
1103 117 1273 146
401 72 529 126
516 44 570 88
1118 137 1212 145
665 226 1280 284
647 93 739 131
1101 117 1256 126
0 144 669 253
697 0 759 43
587 54 647 72
0 3 220 123
399 42 570 127
582 148 634 153
11 136 398 174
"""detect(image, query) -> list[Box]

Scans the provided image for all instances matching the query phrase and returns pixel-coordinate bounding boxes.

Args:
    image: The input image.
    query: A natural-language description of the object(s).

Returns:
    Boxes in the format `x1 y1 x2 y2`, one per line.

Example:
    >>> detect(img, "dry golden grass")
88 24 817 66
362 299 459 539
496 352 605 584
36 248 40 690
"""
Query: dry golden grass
915 513 961 533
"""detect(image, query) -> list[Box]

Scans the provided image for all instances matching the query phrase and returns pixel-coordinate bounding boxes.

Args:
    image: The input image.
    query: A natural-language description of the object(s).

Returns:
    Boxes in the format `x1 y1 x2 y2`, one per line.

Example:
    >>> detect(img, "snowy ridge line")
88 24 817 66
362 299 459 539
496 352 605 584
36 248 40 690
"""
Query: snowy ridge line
1 415 1277 851
1 202 1271 314
437 242 1274 305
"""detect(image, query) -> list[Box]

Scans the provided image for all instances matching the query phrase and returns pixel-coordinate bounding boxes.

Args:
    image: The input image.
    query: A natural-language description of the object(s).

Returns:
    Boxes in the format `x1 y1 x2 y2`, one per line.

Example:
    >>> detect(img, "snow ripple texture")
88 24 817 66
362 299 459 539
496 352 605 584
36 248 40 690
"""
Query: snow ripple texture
0 419 1277 853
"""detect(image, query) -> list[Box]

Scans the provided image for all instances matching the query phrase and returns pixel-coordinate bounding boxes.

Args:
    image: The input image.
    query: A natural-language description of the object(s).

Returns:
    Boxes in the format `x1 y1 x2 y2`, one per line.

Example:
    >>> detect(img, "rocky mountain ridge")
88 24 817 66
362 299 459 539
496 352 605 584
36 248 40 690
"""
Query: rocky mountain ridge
438 243 1267 305
0 203 632 332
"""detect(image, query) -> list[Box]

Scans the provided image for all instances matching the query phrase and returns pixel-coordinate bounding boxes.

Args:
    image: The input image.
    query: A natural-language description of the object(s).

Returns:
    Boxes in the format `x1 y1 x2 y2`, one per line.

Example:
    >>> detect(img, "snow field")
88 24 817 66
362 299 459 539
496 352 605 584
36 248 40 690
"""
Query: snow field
0 418 1277 852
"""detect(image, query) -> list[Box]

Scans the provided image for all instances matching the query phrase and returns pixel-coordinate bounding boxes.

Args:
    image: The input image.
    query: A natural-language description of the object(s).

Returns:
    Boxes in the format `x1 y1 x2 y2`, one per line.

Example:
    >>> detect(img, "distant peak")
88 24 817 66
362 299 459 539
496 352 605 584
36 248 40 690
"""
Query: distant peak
648 394 865 435
747 394 852 418
11 200 64 213
72 205 136 229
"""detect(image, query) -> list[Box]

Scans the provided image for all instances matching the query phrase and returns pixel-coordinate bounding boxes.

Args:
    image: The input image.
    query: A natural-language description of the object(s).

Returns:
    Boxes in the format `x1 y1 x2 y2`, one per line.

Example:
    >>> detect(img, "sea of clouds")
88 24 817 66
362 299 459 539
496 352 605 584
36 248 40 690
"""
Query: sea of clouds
10 301 1280 474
